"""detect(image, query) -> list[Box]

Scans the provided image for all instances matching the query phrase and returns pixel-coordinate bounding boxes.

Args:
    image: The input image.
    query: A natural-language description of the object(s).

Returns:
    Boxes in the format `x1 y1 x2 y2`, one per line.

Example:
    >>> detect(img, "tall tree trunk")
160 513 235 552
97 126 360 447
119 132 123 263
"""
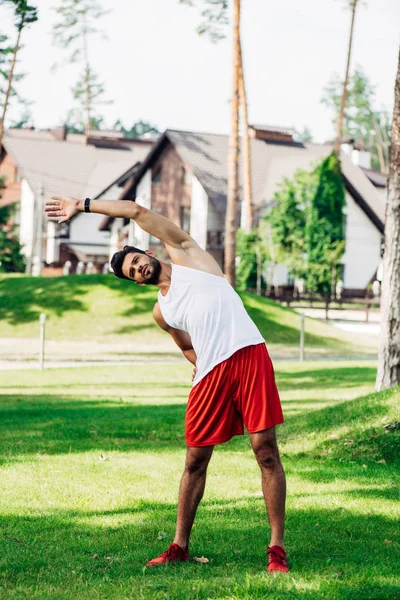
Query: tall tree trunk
0 21 24 147
334 0 358 155
376 47 400 391
225 0 241 286
238 38 253 233
373 117 388 174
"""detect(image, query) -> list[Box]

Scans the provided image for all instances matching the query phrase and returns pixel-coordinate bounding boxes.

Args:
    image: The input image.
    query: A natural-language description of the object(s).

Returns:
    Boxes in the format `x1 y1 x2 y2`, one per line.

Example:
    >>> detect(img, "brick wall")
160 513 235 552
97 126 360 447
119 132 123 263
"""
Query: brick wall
0 153 21 208
150 144 192 225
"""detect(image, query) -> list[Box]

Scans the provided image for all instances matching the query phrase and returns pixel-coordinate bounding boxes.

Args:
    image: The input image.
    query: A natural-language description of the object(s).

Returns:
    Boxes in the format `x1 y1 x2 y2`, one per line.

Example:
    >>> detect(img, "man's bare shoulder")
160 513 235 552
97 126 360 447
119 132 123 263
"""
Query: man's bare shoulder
164 240 224 277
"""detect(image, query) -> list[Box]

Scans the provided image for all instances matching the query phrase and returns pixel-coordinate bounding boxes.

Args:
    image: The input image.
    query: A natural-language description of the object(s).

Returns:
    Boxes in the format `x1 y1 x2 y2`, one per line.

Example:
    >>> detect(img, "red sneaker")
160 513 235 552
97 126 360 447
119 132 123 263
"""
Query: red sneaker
146 543 189 567
267 545 289 573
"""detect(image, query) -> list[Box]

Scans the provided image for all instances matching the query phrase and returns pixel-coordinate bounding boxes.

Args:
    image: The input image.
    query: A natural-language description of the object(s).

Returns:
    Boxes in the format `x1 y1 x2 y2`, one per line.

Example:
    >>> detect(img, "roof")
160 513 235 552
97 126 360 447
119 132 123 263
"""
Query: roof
1 129 152 204
361 167 387 188
122 129 385 233
249 124 294 136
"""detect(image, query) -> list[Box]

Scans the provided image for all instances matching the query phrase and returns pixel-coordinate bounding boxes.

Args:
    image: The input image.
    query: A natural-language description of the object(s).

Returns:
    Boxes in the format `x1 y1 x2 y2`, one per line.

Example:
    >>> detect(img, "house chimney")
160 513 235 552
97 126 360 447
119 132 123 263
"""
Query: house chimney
50 125 67 142
341 139 371 169
351 143 371 169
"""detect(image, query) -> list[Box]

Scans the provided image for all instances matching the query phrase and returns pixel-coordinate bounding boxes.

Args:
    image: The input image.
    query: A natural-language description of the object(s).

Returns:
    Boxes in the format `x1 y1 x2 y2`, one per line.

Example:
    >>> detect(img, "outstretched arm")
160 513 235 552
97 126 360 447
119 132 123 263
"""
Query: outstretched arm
45 196 197 250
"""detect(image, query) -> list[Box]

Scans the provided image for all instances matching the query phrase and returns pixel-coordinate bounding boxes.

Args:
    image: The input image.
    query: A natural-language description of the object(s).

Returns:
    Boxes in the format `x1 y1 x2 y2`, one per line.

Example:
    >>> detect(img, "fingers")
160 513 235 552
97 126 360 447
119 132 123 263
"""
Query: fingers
45 202 62 212
45 207 63 215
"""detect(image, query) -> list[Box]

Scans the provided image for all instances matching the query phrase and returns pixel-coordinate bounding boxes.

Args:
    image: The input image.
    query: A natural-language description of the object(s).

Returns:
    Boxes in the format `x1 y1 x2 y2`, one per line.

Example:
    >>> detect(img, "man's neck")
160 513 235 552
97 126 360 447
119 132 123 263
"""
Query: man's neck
156 262 172 295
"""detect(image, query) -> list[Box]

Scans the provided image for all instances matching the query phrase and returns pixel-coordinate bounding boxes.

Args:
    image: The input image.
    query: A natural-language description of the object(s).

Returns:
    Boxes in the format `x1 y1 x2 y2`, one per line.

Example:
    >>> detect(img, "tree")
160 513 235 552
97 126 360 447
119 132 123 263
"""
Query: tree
225 0 241 286
9 107 34 129
334 0 359 154
180 0 253 279
238 37 252 232
322 68 391 172
293 126 314 143
268 169 311 282
306 153 346 295
63 107 104 133
0 178 25 272
180 0 228 42
52 0 111 132
376 48 400 391
0 0 38 146
113 119 160 139
267 154 345 296
236 226 270 292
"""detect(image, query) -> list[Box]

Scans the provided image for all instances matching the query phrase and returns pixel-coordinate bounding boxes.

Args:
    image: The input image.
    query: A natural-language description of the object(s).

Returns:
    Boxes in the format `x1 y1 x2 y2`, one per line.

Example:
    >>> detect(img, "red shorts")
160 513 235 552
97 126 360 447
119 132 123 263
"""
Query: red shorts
186 343 284 447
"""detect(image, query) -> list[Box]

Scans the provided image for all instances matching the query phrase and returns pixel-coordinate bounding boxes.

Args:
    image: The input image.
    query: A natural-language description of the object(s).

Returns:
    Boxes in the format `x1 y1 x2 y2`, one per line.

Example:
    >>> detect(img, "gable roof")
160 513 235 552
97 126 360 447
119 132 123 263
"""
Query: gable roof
121 128 385 233
1 129 151 205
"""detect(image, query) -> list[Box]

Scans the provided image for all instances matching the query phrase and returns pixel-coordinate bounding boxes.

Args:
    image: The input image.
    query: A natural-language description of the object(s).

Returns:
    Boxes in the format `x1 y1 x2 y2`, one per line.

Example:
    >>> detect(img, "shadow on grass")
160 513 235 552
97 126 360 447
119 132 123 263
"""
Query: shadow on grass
0 501 398 600
1 382 398 466
281 385 399 464
0 395 187 463
275 365 377 391
0 274 157 327
0 274 356 352
0 276 88 325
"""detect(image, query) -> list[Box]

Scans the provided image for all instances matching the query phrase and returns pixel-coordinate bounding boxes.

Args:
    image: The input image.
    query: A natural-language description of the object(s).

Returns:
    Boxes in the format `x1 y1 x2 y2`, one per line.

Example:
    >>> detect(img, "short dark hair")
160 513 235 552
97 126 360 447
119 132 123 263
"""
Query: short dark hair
110 245 147 280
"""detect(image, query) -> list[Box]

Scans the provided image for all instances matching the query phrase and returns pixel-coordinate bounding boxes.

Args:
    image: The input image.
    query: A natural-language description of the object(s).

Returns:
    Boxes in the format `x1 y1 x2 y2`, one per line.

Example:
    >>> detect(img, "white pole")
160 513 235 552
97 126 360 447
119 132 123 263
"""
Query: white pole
300 313 305 363
39 313 46 371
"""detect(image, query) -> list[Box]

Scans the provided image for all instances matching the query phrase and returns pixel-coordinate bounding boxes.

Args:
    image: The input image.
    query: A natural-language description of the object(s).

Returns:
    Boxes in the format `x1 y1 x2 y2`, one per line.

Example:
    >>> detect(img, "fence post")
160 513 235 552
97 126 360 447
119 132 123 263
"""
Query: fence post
300 313 305 363
365 299 370 323
39 313 46 371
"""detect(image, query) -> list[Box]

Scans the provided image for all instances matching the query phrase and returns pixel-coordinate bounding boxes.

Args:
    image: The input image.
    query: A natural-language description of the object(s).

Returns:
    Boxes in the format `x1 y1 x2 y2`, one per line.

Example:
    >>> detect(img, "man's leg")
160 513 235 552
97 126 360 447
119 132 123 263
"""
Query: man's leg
173 444 214 549
249 426 286 549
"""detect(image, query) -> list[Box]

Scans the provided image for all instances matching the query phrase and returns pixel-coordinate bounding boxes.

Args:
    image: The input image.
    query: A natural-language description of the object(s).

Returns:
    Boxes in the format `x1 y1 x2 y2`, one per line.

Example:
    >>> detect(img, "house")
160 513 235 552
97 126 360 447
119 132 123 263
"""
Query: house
0 127 154 272
100 125 386 292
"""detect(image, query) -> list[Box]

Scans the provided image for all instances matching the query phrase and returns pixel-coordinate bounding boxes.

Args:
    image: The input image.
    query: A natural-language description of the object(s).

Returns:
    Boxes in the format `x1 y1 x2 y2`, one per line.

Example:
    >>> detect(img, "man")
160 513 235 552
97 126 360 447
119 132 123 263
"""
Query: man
45 195 289 573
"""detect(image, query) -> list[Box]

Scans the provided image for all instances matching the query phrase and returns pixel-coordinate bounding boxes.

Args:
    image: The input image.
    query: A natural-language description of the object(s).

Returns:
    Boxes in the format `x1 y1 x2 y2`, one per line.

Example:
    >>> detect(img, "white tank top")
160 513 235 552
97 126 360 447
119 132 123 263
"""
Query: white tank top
158 264 265 386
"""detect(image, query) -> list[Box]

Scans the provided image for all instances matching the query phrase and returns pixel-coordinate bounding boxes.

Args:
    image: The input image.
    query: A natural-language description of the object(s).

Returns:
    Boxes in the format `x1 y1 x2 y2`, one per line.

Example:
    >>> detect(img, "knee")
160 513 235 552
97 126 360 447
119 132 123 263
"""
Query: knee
185 454 209 476
254 445 281 471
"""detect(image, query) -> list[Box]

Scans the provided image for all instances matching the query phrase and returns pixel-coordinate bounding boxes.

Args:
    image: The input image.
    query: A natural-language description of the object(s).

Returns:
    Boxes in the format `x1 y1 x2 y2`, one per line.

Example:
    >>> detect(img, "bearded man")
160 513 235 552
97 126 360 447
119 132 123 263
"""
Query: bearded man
45 195 289 573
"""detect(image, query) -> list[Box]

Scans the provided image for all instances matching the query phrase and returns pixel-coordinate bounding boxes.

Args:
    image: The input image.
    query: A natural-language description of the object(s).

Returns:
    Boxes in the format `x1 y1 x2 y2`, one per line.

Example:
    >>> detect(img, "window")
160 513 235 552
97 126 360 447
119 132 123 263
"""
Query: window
152 167 162 184
180 206 191 233
206 230 224 248
56 222 70 239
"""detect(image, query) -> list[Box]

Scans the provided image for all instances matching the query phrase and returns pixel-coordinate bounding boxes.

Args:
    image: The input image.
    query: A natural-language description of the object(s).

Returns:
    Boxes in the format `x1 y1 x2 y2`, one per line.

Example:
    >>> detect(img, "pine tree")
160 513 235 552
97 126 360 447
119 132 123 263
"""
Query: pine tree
0 0 38 146
52 0 111 132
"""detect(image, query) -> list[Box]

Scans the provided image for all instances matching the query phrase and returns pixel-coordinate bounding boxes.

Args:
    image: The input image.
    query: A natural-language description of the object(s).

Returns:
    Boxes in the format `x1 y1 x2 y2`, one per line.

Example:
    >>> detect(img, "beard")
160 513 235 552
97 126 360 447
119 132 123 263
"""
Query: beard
144 257 162 285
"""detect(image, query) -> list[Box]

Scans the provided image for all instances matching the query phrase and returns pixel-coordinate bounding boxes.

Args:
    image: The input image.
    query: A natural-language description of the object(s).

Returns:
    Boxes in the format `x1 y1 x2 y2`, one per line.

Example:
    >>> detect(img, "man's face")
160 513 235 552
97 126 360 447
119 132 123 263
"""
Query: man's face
122 252 162 285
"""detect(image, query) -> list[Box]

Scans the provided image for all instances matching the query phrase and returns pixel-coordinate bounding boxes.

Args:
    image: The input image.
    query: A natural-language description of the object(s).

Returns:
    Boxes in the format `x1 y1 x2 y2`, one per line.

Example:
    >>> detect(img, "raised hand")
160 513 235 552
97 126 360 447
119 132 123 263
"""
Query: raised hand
45 196 81 223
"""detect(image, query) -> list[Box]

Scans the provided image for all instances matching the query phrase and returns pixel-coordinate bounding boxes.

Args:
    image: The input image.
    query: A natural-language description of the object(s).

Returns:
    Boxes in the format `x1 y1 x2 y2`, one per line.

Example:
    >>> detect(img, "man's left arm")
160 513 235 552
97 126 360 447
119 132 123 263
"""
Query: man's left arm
45 196 197 250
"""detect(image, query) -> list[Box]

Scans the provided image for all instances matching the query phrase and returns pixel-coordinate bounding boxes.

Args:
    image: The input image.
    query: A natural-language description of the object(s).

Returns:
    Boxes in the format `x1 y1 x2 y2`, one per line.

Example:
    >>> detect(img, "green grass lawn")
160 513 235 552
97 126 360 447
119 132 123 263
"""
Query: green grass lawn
0 274 377 358
0 361 398 599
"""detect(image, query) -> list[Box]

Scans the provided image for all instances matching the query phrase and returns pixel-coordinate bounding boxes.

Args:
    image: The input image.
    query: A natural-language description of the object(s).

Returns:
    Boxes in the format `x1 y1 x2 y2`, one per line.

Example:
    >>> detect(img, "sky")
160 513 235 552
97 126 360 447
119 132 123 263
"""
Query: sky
1 0 399 143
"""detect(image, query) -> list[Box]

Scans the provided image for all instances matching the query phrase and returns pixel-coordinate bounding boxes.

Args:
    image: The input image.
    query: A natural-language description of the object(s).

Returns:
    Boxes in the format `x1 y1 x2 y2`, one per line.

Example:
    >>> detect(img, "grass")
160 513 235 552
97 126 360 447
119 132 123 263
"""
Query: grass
0 274 377 359
0 361 399 599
